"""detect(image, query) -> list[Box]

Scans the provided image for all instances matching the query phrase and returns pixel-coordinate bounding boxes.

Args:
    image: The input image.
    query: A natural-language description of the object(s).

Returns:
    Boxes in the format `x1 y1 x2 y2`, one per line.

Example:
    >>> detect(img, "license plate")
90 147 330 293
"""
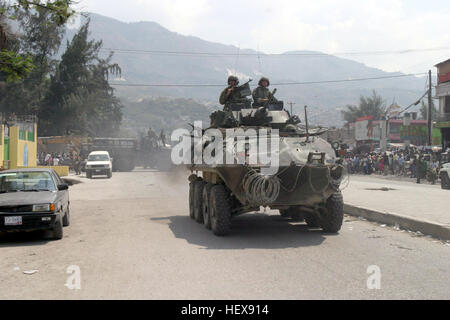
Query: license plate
95 170 101 172
5 216 22 226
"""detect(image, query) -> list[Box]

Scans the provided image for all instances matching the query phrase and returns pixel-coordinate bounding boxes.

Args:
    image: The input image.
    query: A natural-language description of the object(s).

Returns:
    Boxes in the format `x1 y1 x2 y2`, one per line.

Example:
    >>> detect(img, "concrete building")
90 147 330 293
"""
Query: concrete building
0 115 37 169
350 116 440 151
435 59 450 149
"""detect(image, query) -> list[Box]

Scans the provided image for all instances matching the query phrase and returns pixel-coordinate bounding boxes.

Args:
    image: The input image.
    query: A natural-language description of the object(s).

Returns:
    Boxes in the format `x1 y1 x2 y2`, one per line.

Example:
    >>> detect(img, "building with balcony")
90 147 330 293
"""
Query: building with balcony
435 59 450 149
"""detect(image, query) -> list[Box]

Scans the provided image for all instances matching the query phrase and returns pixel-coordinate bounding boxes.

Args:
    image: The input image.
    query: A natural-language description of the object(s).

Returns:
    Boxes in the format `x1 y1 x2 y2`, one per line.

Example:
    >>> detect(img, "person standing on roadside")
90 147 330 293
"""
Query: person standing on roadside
416 155 423 184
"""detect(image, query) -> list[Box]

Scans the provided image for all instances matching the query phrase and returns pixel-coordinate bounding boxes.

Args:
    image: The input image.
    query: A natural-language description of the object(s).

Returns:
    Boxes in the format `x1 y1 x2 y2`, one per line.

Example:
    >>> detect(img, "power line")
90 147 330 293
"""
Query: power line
99 46 450 58
109 72 428 88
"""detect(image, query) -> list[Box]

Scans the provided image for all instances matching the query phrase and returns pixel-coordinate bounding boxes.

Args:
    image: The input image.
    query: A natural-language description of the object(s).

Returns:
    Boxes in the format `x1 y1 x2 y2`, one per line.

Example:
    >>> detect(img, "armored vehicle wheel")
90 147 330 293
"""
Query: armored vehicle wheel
189 182 195 219
279 209 290 218
319 192 344 233
305 212 321 228
194 181 206 223
202 183 213 229
209 185 232 236
279 207 305 221
441 173 450 190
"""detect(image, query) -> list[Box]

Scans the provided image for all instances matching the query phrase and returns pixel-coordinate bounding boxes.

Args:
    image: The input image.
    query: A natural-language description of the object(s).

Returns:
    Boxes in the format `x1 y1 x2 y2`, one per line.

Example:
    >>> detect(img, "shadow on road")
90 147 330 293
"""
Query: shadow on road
0 231 50 247
152 214 329 250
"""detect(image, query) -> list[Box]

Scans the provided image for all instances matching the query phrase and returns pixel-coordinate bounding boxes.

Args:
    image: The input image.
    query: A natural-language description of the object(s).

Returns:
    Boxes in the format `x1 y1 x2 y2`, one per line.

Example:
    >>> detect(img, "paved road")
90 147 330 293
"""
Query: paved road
0 169 449 299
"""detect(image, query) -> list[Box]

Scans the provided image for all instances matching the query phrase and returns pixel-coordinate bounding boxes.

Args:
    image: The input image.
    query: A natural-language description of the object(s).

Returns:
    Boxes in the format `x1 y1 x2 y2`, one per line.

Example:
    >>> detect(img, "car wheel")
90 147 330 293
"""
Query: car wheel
107 171 112 179
62 206 70 227
52 220 63 240
86 172 92 179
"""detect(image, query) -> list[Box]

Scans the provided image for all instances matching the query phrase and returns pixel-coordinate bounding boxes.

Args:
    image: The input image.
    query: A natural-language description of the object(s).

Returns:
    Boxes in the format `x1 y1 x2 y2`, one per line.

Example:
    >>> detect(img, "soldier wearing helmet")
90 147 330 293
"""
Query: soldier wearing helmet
252 77 277 107
219 75 241 106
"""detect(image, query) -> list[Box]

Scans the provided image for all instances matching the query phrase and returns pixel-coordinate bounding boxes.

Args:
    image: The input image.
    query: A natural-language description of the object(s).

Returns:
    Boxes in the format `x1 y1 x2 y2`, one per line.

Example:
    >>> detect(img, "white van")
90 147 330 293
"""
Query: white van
85 151 113 179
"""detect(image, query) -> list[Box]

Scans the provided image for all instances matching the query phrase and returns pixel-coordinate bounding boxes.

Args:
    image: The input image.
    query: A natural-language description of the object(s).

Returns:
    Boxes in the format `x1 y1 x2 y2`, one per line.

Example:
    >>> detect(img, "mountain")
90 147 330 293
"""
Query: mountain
66 13 428 128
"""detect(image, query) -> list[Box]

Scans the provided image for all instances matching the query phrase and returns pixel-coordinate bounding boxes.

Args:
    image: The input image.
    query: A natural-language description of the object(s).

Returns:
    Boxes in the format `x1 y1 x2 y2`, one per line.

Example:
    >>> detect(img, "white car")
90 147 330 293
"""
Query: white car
85 151 113 179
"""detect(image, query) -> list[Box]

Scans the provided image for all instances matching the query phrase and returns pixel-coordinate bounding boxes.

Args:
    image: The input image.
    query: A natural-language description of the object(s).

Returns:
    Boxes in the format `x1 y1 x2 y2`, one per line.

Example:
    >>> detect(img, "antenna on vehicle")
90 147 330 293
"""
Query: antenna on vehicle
304 105 310 142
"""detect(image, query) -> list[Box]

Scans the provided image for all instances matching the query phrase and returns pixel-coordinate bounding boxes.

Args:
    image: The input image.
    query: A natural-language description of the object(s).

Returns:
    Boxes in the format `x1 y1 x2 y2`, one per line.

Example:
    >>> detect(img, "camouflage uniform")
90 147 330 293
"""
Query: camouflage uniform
252 77 277 107
219 76 242 106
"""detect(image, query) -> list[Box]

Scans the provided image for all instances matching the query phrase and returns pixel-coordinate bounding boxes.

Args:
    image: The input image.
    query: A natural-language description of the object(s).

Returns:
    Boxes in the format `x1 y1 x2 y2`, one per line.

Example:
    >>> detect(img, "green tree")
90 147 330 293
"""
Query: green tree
0 2 68 115
0 0 74 81
341 90 386 124
39 20 123 136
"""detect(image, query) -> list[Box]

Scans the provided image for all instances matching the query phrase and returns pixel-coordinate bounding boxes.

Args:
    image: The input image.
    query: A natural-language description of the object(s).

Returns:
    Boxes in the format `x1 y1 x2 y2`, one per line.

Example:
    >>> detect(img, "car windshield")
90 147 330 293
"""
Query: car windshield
0 172 56 193
88 154 110 161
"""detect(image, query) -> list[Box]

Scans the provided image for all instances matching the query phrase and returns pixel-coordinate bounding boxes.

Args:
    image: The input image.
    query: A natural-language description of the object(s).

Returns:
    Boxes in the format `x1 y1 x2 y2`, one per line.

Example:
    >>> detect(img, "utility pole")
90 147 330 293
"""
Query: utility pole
427 70 432 146
380 116 387 153
287 102 295 115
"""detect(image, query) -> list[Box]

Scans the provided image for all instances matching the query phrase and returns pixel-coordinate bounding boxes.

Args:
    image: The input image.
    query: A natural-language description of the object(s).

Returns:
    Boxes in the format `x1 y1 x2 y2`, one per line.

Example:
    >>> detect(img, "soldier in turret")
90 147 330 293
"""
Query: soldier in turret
219 75 242 107
252 77 278 107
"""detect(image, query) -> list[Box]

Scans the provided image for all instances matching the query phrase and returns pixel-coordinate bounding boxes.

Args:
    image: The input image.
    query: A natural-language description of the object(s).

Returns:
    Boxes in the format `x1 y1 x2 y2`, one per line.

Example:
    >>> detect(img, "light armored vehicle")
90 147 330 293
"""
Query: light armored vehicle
188 85 346 236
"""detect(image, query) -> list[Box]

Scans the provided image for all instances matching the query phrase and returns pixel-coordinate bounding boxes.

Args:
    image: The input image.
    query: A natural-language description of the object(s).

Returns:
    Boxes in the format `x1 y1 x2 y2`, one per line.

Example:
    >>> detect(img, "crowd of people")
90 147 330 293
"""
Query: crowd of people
38 151 83 174
344 146 446 183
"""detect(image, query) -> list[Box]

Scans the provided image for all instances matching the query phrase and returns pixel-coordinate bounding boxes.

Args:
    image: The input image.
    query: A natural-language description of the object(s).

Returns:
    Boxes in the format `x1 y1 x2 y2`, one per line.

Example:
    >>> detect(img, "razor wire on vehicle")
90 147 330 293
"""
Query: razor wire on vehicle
242 162 348 207
242 169 281 206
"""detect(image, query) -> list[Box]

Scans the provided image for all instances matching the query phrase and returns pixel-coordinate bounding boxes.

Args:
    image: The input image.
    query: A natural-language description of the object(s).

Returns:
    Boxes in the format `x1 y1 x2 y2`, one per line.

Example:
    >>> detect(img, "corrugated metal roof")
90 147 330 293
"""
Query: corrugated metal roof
435 58 450 67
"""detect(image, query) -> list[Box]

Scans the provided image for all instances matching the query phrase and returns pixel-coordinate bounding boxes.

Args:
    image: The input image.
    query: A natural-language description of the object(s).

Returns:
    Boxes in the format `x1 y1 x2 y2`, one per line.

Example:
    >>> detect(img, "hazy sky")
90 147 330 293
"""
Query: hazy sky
75 0 450 74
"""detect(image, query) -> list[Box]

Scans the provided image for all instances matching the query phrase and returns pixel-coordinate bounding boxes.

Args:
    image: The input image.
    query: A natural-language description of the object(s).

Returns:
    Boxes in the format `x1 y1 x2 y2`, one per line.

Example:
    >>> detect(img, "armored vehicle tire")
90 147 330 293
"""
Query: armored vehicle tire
189 182 195 219
319 192 344 233
209 185 232 236
305 213 321 228
441 173 450 189
279 209 290 218
194 181 206 223
202 183 214 229
279 207 305 221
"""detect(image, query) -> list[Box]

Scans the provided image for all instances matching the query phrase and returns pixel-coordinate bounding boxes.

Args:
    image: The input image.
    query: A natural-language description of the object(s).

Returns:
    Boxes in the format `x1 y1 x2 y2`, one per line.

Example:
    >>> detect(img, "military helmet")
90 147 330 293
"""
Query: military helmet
227 75 239 85
258 77 270 86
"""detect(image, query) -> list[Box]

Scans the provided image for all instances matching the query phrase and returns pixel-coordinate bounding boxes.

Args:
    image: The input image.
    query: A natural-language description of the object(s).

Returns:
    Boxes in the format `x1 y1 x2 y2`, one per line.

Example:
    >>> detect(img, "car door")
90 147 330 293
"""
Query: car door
51 170 69 214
